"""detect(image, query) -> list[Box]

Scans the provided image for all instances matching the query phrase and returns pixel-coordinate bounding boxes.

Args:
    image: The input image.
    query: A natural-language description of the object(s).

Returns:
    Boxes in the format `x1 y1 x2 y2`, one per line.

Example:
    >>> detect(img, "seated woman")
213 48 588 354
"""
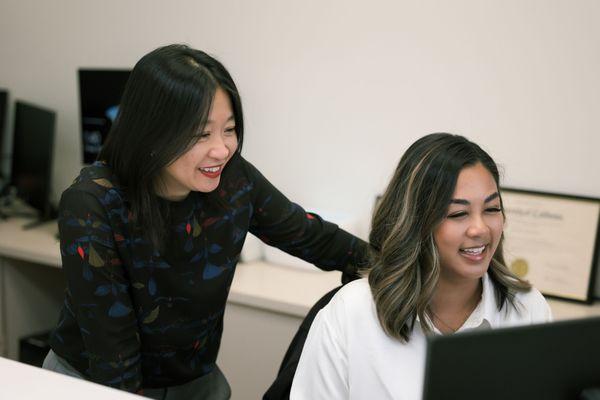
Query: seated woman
290 133 552 400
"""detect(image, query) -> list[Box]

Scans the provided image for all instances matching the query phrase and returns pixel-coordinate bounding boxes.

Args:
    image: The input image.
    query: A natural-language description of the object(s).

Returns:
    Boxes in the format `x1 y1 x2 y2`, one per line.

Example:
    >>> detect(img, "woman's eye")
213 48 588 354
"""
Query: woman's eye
447 211 467 219
486 207 502 213
224 127 236 135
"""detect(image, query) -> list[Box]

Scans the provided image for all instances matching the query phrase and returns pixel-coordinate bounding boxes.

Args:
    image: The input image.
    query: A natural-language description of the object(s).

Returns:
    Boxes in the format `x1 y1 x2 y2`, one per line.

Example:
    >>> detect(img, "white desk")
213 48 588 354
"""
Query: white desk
1 217 599 400
0 356 143 399
0 217 61 267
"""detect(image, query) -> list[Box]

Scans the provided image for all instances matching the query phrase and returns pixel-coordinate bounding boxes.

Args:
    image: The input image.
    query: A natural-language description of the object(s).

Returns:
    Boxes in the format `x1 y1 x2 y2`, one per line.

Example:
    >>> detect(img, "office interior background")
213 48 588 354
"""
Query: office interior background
1 0 598 223
0 0 599 397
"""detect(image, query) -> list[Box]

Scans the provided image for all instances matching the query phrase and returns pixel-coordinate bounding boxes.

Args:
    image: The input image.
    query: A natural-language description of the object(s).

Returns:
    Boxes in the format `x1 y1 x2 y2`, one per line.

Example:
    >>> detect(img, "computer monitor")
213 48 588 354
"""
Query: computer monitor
422 316 600 400
10 101 56 219
78 69 130 164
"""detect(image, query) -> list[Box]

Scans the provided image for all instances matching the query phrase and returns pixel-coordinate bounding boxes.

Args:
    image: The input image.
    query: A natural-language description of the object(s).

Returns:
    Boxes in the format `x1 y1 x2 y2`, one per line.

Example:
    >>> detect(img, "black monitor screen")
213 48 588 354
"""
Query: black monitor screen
422 316 600 400
78 69 130 164
11 101 56 214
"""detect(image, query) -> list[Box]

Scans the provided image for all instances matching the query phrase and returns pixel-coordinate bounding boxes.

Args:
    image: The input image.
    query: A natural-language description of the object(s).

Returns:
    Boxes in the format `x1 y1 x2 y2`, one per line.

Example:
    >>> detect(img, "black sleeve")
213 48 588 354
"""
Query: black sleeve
58 188 142 392
243 158 369 280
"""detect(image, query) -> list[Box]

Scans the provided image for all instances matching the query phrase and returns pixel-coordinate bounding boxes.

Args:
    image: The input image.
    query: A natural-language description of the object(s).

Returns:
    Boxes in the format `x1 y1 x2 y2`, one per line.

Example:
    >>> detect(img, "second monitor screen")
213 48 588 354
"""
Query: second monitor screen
78 69 130 164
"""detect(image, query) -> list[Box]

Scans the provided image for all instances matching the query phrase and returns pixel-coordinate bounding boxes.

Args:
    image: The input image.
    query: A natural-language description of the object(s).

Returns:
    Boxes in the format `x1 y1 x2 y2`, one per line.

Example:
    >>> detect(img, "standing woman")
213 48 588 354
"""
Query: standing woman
43 44 368 399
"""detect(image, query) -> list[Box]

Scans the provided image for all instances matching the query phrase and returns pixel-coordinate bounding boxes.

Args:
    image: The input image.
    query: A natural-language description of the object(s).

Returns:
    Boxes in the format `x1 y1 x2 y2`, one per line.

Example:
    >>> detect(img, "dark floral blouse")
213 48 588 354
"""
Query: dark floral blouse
48 153 369 393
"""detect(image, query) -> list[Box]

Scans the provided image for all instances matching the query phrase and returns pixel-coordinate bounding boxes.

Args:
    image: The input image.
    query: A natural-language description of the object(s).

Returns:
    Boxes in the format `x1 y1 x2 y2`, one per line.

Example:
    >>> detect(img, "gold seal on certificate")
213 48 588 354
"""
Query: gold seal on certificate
510 258 529 278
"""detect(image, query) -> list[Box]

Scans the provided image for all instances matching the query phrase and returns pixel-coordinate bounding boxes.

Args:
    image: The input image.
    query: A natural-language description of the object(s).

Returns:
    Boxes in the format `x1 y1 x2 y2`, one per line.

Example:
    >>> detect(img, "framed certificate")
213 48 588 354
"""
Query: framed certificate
501 188 600 303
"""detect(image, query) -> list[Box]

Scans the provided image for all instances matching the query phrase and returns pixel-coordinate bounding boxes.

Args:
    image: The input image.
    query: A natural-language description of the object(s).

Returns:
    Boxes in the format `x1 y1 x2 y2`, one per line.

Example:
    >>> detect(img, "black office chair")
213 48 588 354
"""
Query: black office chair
262 285 343 400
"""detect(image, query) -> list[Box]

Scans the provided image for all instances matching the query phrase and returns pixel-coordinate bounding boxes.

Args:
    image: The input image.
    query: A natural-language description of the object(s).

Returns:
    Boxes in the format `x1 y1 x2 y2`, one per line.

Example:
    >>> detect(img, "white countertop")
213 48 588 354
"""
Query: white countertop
229 261 342 317
0 356 143 399
0 217 61 267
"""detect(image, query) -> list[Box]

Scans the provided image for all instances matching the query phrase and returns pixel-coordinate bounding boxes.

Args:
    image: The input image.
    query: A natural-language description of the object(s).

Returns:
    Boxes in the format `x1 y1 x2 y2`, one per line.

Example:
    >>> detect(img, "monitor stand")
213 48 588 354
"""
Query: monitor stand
0 191 56 229
0 205 38 224
0 179 11 219
21 211 57 230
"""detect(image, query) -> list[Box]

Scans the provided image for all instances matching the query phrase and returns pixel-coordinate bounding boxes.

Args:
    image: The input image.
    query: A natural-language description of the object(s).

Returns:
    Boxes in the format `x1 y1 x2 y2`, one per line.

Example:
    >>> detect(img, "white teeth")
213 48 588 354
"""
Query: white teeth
461 245 485 255
200 166 220 172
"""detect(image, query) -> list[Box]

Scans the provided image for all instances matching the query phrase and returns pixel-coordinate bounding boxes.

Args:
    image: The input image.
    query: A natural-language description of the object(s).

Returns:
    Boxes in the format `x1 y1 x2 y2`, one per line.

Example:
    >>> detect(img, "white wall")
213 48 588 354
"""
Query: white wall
1 0 599 237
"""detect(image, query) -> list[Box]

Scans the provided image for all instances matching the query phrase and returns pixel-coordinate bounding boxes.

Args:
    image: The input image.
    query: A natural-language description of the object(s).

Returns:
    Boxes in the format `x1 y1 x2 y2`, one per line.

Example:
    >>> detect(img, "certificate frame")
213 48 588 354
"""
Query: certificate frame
501 188 600 304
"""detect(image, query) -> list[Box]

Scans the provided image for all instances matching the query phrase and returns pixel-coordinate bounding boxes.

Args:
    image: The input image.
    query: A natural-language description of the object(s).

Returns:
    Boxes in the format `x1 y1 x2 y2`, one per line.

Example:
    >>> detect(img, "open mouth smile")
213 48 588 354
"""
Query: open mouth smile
199 165 223 178
459 245 487 261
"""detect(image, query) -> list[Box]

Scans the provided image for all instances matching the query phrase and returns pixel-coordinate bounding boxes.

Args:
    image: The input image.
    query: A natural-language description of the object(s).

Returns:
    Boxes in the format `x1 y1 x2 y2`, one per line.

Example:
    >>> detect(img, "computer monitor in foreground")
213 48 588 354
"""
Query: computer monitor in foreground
422 316 600 400
10 101 56 221
78 69 130 164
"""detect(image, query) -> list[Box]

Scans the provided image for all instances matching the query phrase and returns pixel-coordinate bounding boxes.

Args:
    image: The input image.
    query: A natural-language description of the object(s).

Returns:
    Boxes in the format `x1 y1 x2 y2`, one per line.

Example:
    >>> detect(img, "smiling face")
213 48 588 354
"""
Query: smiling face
433 162 504 284
159 87 238 200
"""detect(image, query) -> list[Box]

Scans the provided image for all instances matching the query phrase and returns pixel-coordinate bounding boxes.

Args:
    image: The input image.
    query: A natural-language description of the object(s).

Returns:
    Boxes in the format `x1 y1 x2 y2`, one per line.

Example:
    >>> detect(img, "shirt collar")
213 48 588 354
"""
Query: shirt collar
459 273 498 331
416 273 500 334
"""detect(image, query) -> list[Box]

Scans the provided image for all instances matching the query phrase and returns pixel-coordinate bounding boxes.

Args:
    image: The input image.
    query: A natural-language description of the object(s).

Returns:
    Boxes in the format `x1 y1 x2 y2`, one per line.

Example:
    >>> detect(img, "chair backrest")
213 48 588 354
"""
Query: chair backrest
263 286 343 400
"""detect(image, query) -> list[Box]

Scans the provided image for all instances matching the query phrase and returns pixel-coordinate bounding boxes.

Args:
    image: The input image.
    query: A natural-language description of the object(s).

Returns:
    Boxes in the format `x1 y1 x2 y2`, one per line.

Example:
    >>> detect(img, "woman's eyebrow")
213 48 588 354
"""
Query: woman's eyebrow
450 192 499 205
485 192 500 203
207 115 235 124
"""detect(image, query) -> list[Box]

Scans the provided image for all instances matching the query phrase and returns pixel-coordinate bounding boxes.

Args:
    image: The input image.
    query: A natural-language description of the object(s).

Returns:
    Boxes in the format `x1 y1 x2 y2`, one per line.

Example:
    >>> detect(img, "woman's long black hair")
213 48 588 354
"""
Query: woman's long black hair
99 44 244 247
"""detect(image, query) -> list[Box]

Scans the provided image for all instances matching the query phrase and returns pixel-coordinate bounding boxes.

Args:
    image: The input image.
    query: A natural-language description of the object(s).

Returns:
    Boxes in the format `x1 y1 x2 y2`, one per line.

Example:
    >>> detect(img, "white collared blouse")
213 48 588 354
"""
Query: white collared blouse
290 274 552 400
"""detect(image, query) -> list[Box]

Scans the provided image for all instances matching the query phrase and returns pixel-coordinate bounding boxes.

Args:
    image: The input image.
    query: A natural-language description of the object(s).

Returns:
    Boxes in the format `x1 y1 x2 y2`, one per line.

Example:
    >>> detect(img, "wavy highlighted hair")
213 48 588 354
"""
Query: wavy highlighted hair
367 133 530 342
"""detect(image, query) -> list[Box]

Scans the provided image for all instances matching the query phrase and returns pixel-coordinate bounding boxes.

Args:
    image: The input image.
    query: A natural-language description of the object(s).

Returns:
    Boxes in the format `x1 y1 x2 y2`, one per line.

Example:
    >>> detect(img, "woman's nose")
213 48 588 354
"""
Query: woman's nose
208 135 230 160
466 215 488 238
